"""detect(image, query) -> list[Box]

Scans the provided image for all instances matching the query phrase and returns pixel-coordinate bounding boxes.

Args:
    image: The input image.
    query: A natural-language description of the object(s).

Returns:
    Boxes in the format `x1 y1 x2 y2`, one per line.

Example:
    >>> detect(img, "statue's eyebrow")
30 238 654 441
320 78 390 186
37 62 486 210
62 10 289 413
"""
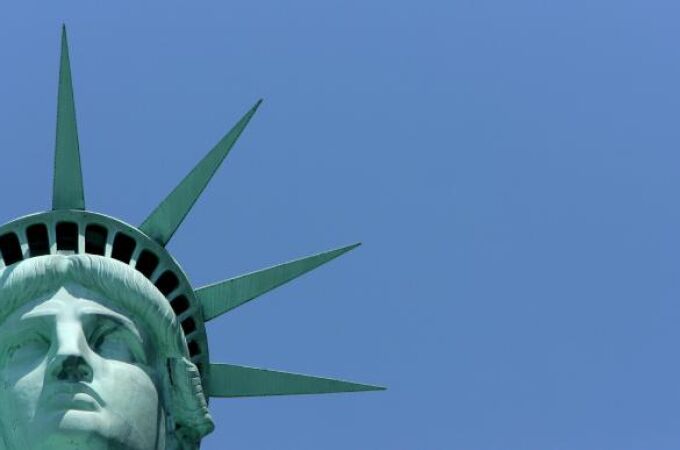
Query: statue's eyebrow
20 307 60 321
3 313 53 336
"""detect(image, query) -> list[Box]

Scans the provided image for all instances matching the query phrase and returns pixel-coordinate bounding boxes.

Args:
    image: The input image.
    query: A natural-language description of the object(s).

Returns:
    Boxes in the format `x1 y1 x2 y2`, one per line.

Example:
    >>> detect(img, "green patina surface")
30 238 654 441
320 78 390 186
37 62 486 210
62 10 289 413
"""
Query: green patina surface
47 25 382 400
0 25 383 449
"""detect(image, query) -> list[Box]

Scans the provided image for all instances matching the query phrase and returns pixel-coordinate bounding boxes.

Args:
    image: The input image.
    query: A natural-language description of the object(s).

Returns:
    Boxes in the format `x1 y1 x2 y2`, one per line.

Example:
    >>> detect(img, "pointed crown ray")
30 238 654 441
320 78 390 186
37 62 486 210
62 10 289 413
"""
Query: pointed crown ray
53 26 85 211
0 27 384 400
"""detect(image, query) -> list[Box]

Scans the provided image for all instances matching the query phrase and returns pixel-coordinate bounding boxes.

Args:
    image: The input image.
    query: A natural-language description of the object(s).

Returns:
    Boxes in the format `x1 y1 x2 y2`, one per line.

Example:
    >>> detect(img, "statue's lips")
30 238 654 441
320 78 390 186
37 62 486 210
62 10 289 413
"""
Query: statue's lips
46 383 105 412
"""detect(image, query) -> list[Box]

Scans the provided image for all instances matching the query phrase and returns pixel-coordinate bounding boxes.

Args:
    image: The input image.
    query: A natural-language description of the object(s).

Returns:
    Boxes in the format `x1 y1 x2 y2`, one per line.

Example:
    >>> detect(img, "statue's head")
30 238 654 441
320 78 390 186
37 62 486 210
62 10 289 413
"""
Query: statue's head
0 26 382 450
0 254 212 450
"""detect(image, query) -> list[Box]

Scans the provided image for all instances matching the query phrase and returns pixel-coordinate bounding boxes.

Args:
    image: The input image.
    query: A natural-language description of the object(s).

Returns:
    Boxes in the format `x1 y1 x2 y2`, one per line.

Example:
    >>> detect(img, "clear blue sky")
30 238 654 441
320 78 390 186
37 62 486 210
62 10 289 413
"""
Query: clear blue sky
1 1 680 449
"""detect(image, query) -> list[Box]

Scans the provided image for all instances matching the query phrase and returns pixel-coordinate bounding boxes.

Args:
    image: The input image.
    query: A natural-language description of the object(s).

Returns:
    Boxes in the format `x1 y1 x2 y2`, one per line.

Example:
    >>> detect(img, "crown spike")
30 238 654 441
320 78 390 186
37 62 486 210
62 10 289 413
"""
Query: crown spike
52 25 85 210
207 363 385 398
197 243 360 321
139 100 262 245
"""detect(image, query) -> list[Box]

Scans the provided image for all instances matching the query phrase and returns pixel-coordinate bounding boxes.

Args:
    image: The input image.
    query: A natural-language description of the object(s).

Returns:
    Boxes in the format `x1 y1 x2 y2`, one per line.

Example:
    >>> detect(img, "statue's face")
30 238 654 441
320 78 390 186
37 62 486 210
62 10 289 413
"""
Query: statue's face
0 283 165 450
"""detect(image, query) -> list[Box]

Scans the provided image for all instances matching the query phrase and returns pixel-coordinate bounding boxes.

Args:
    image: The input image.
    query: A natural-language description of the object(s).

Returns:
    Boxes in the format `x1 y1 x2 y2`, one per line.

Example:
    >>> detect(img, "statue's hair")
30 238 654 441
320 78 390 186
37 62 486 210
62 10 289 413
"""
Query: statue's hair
0 254 214 447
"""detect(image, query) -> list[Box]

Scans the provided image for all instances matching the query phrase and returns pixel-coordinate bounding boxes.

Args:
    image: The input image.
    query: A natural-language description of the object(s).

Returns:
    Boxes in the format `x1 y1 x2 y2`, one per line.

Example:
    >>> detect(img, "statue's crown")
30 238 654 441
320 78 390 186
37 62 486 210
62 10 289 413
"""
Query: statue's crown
0 26 383 402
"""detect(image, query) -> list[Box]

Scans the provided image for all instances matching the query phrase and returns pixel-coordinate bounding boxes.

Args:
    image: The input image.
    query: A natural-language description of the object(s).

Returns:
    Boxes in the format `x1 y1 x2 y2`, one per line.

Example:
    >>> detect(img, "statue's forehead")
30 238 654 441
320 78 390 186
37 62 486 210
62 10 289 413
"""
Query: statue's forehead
3 282 138 330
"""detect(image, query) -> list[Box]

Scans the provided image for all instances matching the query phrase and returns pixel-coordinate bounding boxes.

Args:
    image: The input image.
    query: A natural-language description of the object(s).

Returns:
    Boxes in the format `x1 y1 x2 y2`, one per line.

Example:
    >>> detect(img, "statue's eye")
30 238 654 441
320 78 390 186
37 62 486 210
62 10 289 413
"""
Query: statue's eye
5 337 49 366
92 328 143 364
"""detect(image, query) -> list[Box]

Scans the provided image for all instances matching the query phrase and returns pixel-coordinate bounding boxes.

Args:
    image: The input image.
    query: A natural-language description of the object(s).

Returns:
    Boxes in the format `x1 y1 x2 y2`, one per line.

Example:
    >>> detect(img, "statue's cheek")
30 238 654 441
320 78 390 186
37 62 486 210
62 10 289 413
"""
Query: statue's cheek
89 360 163 449
0 359 48 422
94 359 159 407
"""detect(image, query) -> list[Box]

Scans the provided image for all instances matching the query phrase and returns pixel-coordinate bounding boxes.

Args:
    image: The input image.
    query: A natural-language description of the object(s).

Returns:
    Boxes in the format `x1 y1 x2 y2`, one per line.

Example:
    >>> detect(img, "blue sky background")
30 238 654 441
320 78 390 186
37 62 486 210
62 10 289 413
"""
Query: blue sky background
1 1 680 449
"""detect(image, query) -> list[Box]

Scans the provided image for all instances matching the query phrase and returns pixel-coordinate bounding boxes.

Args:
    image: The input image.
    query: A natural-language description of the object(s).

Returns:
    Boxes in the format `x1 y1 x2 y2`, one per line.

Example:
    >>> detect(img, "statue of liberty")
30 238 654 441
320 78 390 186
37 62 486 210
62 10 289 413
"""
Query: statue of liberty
0 27 383 450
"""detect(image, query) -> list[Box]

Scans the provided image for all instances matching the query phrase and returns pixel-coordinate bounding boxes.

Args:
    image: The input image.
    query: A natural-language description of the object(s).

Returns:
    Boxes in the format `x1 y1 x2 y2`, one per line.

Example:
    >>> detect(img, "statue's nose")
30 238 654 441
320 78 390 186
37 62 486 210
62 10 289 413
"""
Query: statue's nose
49 321 94 383
52 354 93 382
